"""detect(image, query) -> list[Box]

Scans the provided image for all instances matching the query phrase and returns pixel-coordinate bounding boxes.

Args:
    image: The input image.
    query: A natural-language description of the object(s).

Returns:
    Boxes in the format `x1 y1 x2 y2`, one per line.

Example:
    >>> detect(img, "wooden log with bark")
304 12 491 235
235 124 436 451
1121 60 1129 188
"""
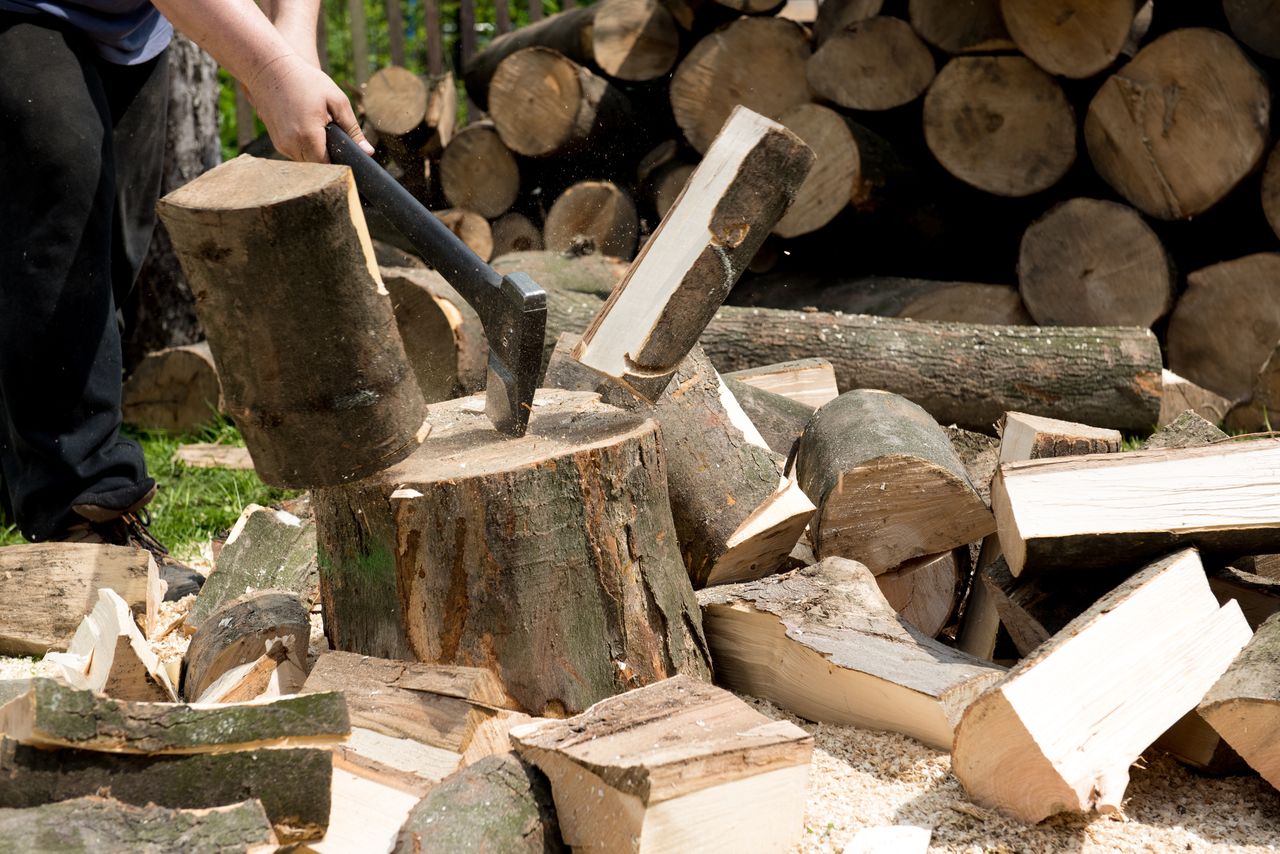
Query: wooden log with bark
511 675 812 853
434 209 494 261
1143 409 1228 451
998 411 1122 462
1207 566 1280 631
382 265 488 402
490 212 545 258
362 67 455 161
812 0 882 45
312 389 712 715
461 6 596 111
157 156 428 489
722 377 814 455
724 358 839 409
978 557 1126 658
439 121 520 219
1000 0 1138 78
1159 370 1232 428
698 558 1005 750
121 342 222 434
1224 0 1280 59
806 16 934 111
591 0 681 81
543 181 639 259
182 591 310 702
875 550 965 638
1198 611 1280 791
1226 343 1280 431
1085 28 1270 220
45 589 177 703
908 0 1013 54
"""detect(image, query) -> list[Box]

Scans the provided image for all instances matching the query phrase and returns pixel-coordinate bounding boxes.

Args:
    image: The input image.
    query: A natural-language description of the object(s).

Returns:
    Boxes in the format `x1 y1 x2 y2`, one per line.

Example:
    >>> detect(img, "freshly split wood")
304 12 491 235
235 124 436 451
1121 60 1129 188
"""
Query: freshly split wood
1199 611 1280 792
381 265 488 403
46 588 176 703
182 590 310 702
724 358 839 409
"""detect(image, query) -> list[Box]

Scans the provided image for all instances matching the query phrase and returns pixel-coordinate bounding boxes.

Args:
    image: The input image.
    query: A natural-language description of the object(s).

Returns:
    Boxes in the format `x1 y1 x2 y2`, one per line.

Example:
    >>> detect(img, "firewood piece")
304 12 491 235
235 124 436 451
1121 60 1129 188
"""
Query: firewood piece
174 443 254 470
1226 342 1280 431
1085 29 1269 220
0 543 157 656
979 557 1126 657
1207 567 1280 631
511 675 812 854
1154 711 1247 777
796 390 994 573
875 550 964 638
182 591 310 703
362 66 429 138
491 213 544 258
994 438 1280 576
121 342 223 434
1017 197 1173 328
944 427 1000 506
1158 370 1231 428
489 48 633 158
998 411 1121 462
924 56 1075 198
461 6 596 111
1223 0 1280 59
699 558 1005 749
722 377 813 455
1199 610 1280 790
194 643 307 705
813 0 882 44
952 548 1252 824
807 17 935 111
0 797 277 854
0 738 332 842
909 0 1013 53
305 768 422 853
0 678 348 754
330 728 465 794
724 358 839 409
591 0 680 81
543 181 639 259
433 208 493 261
669 18 811 154
439 122 520 219
1143 409 1228 451
1000 0 1136 78
573 108 813 401
157 156 428 489
312 389 711 714
382 265 488 401
186 505 317 634
394 754 565 854
1234 554 1280 582
45 589 176 702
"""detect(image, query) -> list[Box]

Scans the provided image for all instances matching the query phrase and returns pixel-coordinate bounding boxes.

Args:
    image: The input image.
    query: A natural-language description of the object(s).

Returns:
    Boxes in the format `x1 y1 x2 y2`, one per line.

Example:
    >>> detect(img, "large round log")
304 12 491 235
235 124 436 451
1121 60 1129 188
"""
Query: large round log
807 16 935 111
1085 28 1270 220
591 0 681 81
439 122 520 219
543 181 639 258
1000 0 1136 78
490 212 545 258
434 209 494 262
1017 197 1173 328
461 6 596 111
813 0 883 45
923 55 1076 197
1262 143 1280 241
1223 0 1280 59
363 66 430 138
909 0 1013 54
121 342 223 434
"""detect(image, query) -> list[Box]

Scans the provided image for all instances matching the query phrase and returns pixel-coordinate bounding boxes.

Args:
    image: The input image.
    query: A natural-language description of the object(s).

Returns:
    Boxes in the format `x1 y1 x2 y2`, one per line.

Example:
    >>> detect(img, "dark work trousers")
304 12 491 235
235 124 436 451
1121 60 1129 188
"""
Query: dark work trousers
0 14 168 541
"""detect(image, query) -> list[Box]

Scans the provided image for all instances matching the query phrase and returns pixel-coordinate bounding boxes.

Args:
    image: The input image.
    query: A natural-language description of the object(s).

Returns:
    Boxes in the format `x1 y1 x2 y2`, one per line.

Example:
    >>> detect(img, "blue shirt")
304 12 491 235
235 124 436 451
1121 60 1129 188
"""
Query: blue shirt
0 0 172 64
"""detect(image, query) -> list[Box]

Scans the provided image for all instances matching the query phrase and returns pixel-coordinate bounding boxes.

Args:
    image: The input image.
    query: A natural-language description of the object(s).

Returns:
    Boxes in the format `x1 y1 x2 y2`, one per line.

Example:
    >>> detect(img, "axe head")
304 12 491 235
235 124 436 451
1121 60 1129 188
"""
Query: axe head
479 272 547 437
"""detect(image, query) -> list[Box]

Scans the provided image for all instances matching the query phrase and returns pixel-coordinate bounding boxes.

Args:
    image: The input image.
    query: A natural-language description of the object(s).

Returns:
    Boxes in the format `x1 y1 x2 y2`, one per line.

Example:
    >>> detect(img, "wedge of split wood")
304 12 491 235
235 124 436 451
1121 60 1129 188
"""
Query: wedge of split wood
1199 611 1280 792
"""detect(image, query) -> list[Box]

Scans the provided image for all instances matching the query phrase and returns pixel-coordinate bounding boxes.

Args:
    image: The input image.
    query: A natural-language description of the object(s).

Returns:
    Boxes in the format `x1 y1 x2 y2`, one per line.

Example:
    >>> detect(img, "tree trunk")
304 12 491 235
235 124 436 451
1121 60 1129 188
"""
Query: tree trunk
591 0 681 81
908 0 1013 53
440 122 521 219
543 181 639 259
1000 0 1138 78
461 6 596 111
806 17 935 111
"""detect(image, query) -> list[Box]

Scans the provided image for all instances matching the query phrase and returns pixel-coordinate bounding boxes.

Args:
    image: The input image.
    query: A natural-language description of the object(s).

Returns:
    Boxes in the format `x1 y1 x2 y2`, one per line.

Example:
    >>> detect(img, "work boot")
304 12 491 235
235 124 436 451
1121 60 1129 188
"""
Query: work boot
60 505 205 601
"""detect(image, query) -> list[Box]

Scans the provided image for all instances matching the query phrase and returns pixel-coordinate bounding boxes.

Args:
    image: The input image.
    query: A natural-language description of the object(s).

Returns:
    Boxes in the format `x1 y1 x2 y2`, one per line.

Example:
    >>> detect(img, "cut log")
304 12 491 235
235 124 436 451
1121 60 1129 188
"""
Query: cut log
394 754 565 854
194 643 308 705
944 426 1000 506
909 0 1013 53
1085 28 1270 220
182 590 310 702
45 589 177 702
382 265 488 402
0 738 332 841
461 6 596 111
1000 0 1137 78
434 208 493 261
698 558 1005 749
1144 409 1228 451
722 377 813 455
0 797 277 854
723 358 839 409
1158 370 1231 428
994 438 1280 577
1263 143 1280 240
511 675 812 854
1154 710 1247 777
121 341 223 434
979 557 1127 657
1199 610 1280 790
875 550 964 638
439 122 520 219
813 0 882 45
1224 0 1280 58
953 549 1251 823
491 212 544 258
362 66 433 141
636 139 697 220
923 56 1076 197
669 17 812 154
0 543 157 656
543 181 639 259
572 108 813 401
1167 253 1280 404
591 0 680 81
312 389 711 714
157 156 428 489
807 17 935 111
1228 342 1280 431
488 48 634 158
309 768 422 854
174 443 254 470
1207 566 1280 631
998 411 1121 462
1017 198 1173 328
796 389 994 573
186 504 317 634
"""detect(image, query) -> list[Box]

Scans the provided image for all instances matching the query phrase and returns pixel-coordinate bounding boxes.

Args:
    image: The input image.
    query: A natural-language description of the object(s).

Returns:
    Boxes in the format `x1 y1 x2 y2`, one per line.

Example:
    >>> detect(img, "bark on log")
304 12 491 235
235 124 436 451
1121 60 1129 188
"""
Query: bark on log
434 209 494 262
490 212 545 258
979 557 1126 657
807 17 934 111
182 591 310 702
1199 611 1280 790
1085 28 1270 220
543 181 639 259
1001 0 1137 78
1143 409 1228 451
591 0 680 81
998 411 1121 462
461 6 596 111
723 377 813 455
121 342 223 434
909 0 1014 53
311 389 712 715
1158 371 1232 429
875 550 964 638
923 56 1076 197
1223 0 1280 59
45 589 176 703
439 122 520 219
382 266 488 402
813 0 882 45
157 156 428 488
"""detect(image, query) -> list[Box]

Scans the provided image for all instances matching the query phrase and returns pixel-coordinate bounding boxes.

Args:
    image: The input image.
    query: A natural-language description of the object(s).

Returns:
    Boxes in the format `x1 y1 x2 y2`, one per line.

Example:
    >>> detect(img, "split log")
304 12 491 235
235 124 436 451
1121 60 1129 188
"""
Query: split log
875 550 964 638
1199 611 1280 790
0 738 333 842
923 56 1076 197
461 6 596 111
796 390 994 573
1224 0 1280 58
312 768 422 853
573 108 813 401
1167 254 1280 404
668 17 812 154
120 341 222 434
813 0 882 45
908 0 1013 54
543 181 639 259
434 209 493 261
0 543 157 656
1000 0 1137 78
174 443 254 470
1159 370 1231 428
636 140 697 220
1085 28 1270 220
186 505 317 633
158 156 428 489
979 558 1127 657
1017 198 1173 328
591 0 680 81
1227 343 1280 431
45 589 177 702
439 122 520 218
1207 567 1280 631
722 377 813 455
723 358 839 409
0 798 277 853
488 48 634 158
511 675 812 853
944 427 1000 505
491 212 544 257
382 265 488 402
312 389 711 715
998 411 1121 462
1154 710 1247 777
807 17 935 111
182 590 310 702
1143 409 1228 451
698 558 1005 750
1263 143 1280 240
394 754 565 854
194 642 308 705
952 549 1251 824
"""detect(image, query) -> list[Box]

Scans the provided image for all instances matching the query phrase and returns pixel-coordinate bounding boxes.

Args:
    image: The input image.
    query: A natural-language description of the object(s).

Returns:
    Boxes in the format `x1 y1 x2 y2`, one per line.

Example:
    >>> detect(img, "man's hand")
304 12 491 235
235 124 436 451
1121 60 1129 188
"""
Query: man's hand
246 53 373 163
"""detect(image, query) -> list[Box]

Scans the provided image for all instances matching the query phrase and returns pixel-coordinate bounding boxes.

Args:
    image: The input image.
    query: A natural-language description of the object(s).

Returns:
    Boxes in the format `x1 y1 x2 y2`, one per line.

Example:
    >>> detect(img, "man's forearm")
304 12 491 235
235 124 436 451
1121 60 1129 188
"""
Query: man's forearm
150 0 311 85
267 0 322 67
